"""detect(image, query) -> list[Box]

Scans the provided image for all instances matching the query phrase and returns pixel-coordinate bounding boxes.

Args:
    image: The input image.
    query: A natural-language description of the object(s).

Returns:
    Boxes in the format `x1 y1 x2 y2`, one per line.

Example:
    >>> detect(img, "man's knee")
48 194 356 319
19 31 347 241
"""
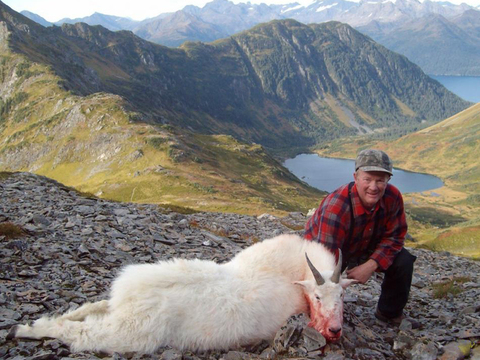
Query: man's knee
388 248 416 276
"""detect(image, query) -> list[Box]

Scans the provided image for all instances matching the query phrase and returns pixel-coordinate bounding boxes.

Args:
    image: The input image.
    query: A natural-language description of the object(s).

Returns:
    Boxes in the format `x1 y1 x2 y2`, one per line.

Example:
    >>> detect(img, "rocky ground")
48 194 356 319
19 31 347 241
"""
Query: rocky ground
1 172 479 360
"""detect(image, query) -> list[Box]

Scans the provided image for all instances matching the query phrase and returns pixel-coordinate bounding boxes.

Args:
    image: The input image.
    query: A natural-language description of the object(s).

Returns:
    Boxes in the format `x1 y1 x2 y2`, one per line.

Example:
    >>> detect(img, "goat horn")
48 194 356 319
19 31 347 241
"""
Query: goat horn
305 253 325 285
331 249 342 284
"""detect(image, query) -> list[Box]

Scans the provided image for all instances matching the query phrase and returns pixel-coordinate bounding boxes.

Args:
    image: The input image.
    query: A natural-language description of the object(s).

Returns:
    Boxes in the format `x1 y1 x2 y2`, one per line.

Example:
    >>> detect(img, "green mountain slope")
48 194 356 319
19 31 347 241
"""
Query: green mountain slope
380 103 480 258
385 103 480 193
0 2 470 153
0 51 323 215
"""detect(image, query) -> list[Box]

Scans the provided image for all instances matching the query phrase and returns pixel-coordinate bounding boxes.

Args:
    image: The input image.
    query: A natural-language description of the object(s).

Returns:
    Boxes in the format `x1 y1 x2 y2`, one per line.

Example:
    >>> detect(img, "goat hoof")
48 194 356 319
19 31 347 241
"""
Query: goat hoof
6 325 18 340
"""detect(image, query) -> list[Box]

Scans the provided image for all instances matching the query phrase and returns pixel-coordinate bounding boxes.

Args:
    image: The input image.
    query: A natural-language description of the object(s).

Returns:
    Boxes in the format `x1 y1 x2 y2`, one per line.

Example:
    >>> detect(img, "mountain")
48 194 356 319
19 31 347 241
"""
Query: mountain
0 2 324 214
130 0 474 47
359 11 480 76
22 0 478 75
451 9 480 41
20 10 51 27
1 1 470 148
386 102 480 194
0 1 471 212
133 11 227 47
54 12 139 31
20 10 141 32
36 0 474 47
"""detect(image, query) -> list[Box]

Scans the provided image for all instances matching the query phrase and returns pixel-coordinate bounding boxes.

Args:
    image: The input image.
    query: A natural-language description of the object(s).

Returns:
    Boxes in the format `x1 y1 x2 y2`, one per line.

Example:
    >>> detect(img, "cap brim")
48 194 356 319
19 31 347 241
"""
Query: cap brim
357 166 393 176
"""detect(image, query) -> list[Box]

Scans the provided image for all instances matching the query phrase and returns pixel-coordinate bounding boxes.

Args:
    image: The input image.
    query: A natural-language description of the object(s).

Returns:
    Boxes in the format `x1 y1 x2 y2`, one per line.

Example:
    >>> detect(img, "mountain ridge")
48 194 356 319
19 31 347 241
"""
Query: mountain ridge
17 0 480 75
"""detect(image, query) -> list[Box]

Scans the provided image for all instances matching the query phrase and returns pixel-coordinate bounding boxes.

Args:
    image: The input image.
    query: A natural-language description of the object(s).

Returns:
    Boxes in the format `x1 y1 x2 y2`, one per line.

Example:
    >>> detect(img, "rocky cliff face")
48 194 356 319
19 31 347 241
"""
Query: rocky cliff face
1 172 479 359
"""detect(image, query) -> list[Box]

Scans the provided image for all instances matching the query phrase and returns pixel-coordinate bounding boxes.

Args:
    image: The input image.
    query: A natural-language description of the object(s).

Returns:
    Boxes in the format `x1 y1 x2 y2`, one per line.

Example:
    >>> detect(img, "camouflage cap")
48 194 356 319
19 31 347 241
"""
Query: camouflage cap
355 149 393 176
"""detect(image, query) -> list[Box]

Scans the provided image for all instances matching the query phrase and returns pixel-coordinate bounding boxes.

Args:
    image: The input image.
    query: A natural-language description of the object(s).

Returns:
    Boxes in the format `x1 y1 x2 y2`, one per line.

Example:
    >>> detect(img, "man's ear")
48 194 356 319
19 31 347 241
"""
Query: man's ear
340 278 358 289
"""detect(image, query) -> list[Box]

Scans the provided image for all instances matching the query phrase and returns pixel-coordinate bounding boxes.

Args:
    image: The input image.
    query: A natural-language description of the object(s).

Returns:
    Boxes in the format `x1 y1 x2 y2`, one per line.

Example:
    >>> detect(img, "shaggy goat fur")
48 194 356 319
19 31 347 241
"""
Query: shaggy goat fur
12 234 353 353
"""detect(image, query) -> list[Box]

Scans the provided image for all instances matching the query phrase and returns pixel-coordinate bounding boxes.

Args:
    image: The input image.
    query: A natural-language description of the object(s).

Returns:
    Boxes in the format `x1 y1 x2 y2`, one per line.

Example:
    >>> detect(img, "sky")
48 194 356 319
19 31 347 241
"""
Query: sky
3 0 480 22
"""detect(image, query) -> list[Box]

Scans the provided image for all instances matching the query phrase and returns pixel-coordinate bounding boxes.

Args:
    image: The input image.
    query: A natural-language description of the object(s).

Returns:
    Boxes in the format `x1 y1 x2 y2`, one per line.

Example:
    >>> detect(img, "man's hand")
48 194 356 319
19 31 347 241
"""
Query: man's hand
346 259 378 284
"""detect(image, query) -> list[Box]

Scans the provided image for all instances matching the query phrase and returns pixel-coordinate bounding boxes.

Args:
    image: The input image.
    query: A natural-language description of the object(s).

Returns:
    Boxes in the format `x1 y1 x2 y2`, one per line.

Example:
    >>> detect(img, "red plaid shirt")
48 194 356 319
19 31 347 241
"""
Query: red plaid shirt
304 182 407 271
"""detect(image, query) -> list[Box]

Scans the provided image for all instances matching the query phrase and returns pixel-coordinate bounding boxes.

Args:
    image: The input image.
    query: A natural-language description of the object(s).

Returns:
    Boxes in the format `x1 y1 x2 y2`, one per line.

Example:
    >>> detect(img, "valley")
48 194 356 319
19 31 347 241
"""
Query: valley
1 0 479 259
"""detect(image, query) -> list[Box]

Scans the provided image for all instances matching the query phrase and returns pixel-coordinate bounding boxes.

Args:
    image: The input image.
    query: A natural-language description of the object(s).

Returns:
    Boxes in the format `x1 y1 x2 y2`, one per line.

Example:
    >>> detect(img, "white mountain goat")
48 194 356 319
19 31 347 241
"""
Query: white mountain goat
11 234 356 353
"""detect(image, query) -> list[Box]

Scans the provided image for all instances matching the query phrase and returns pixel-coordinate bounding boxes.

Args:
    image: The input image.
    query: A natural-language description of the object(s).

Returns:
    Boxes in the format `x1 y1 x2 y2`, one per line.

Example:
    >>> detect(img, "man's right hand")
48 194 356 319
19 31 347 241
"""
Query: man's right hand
346 259 378 284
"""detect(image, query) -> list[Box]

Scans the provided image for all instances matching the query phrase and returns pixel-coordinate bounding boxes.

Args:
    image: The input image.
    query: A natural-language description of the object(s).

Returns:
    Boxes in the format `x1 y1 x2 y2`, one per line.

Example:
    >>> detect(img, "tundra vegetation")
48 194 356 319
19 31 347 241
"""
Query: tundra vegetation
0 221 26 239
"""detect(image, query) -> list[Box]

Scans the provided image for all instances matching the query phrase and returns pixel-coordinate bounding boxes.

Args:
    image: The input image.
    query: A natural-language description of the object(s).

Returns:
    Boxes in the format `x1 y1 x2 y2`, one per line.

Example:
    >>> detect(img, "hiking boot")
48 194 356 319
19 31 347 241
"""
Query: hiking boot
375 308 421 329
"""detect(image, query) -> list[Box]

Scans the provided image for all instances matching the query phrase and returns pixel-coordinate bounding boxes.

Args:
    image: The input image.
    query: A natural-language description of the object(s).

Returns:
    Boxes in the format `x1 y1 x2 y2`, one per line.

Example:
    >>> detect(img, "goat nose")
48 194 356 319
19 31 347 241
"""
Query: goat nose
329 327 341 335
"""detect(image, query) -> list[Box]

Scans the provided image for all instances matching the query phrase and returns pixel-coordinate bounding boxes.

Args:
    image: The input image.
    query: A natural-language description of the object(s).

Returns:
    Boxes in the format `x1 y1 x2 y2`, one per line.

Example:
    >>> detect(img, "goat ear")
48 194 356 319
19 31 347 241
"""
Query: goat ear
340 278 358 289
294 280 315 291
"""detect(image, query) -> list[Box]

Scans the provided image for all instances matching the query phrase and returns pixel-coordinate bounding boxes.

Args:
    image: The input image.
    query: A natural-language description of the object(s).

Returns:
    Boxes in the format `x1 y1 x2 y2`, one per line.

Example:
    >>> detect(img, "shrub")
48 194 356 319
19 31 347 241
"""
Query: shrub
0 172 12 181
0 222 26 239
157 204 198 215
405 206 466 228
146 137 167 150
432 276 471 299
0 92 29 119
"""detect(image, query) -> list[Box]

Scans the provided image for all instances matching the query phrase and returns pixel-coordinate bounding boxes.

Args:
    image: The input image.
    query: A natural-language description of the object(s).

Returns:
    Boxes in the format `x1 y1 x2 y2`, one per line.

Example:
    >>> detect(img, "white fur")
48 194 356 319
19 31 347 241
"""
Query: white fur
14 234 353 353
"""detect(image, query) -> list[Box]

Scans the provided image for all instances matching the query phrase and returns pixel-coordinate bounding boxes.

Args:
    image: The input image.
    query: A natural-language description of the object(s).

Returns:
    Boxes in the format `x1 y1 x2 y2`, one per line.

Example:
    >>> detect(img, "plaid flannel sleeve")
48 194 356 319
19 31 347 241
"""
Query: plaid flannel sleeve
370 187 408 271
304 191 350 252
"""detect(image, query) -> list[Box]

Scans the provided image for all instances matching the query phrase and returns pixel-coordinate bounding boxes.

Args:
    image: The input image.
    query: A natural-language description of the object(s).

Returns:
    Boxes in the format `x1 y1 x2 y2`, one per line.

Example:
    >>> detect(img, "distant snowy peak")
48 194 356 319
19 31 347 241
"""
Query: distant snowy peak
20 0 477 48
274 0 472 25
229 1 456 29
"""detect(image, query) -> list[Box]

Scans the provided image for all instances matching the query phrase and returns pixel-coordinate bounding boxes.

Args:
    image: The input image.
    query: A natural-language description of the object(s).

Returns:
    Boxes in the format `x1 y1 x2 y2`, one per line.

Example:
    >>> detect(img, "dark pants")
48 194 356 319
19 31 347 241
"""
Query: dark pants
377 248 417 318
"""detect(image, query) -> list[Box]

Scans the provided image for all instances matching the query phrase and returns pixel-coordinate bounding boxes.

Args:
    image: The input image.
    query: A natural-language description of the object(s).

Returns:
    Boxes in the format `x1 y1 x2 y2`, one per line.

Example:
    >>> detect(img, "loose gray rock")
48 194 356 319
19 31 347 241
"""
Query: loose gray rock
1 172 479 360
411 341 438 360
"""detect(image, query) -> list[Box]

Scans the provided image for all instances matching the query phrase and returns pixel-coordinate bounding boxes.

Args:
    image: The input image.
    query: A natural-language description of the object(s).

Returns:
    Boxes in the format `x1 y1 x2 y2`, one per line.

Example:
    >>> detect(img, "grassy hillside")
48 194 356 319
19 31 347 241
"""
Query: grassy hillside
315 103 480 258
0 51 323 216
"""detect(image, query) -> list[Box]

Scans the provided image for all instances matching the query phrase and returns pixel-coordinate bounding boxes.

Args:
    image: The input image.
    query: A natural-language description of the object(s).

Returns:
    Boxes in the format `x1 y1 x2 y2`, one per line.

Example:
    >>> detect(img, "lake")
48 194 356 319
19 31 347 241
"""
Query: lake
430 75 480 103
283 154 443 193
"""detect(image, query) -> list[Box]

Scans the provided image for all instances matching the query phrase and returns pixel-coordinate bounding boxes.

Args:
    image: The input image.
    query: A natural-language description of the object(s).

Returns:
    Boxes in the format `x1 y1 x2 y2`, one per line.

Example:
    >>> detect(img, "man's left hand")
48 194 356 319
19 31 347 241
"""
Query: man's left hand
346 259 378 284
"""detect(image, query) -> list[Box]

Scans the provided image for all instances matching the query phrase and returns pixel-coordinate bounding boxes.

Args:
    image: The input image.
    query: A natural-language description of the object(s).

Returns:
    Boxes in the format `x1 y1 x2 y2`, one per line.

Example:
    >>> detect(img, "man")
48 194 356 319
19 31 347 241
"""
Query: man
305 149 417 326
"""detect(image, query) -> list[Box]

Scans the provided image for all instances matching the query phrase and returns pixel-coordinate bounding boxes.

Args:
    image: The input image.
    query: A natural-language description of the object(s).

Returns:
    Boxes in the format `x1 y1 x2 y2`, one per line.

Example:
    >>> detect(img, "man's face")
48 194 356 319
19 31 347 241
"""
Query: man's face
353 170 390 209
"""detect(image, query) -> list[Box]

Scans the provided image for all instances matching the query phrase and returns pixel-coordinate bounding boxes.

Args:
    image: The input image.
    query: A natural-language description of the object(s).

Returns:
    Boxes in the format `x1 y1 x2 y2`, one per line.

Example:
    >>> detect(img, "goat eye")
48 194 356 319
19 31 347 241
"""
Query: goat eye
315 295 321 301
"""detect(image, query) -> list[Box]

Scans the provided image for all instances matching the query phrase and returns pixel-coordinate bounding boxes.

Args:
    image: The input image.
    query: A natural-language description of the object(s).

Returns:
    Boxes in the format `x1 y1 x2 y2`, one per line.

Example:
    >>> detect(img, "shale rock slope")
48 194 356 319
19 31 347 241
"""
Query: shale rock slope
1 172 479 360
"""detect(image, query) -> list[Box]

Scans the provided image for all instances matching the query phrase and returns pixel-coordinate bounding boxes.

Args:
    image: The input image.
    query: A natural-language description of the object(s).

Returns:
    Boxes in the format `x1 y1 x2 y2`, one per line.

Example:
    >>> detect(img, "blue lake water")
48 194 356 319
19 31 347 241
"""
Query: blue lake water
284 154 443 193
430 75 480 103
